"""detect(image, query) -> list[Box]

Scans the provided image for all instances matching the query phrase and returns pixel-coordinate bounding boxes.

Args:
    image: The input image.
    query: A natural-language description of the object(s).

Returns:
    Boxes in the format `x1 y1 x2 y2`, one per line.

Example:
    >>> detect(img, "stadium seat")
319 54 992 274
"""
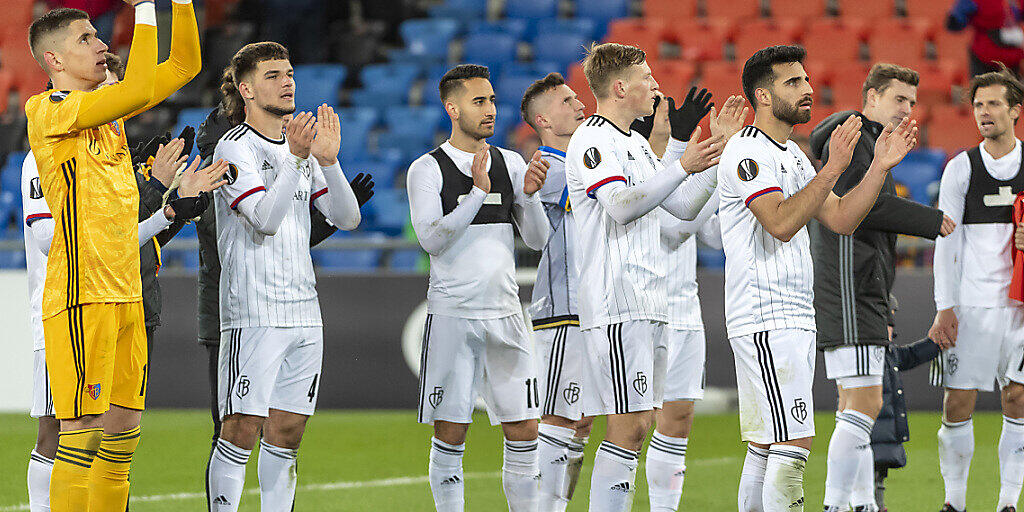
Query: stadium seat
769 0 826 19
731 18 803 63
915 62 958 107
666 20 728 61
532 32 591 69
0 249 26 269
651 60 697 98
891 149 946 204
490 113 521 147
700 61 745 101
346 159 404 189
394 18 461 62
867 19 931 65
932 29 971 70
369 189 411 235
0 71 13 115
704 0 762 20
574 0 630 34
0 189 15 231
389 249 424 271
838 0 895 20
567 64 597 113
312 246 383 272
603 18 667 61
803 20 864 63
461 33 518 74
536 18 601 41
501 62 564 80
292 64 348 112
360 63 420 98
497 72 540 107
341 118 375 161
428 0 488 22
505 0 559 21
467 19 530 41
928 105 980 154
384 106 444 145
338 107 381 127
642 0 697 22
904 0 951 23
696 247 725 269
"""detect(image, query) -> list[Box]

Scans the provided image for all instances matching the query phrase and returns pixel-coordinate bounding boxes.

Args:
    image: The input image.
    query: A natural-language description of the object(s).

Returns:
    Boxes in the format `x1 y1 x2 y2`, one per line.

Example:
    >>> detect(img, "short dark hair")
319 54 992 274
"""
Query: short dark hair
29 8 90 67
439 64 490 101
582 42 646 100
220 42 290 126
741 44 807 106
970 63 1024 110
104 52 125 81
862 63 919 104
520 72 566 129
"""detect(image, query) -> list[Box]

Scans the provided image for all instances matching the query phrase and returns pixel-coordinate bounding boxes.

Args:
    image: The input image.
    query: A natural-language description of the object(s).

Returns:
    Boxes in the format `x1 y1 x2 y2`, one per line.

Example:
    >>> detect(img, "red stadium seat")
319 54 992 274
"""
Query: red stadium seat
700 61 745 100
794 103 842 136
915 61 958 107
604 18 667 60
652 60 697 96
0 0 32 36
704 0 762 20
905 0 954 23
838 0 895 20
566 64 597 114
830 74 868 106
933 29 971 70
666 20 729 61
643 0 697 22
803 20 864 63
732 18 803 63
927 105 981 153
0 70 13 115
769 0 827 20
802 59 837 85
867 19 932 65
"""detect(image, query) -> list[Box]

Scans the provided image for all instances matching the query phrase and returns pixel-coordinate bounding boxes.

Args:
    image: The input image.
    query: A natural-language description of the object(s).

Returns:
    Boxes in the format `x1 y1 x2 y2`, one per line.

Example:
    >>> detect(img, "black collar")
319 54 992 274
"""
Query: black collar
746 125 788 151
244 123 286 145
591 114 633 137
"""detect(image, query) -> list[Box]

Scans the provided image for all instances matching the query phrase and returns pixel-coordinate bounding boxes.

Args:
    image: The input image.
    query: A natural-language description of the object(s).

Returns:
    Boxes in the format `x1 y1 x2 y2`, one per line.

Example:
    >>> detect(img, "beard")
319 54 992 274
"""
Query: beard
772 92 812 126
459 117 494 140
263 103 296 117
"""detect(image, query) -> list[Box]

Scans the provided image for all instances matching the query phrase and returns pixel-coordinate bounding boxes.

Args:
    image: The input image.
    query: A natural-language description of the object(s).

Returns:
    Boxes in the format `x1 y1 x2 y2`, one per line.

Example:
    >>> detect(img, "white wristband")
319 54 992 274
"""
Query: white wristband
134 1 157 26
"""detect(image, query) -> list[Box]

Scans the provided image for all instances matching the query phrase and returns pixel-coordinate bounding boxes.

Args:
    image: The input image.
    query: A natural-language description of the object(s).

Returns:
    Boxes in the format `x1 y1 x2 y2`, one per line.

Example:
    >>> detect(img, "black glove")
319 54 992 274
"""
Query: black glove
350 173 375 206
132 132 171 167
629 95 661 139
177 126 196 157
168 193 210 220
667 87 713 141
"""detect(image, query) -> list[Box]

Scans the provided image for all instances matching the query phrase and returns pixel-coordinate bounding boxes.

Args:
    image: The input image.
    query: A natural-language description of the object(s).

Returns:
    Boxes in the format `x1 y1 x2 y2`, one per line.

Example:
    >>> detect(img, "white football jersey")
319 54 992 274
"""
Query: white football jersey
663 214 720 331
718 125 818 338
213 123 325 329
565 115 668 329
21 151 51 351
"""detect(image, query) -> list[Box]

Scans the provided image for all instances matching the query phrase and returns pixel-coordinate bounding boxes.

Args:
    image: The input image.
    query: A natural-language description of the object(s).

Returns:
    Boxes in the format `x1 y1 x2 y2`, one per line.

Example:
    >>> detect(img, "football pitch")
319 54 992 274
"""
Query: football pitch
0 410 1009 511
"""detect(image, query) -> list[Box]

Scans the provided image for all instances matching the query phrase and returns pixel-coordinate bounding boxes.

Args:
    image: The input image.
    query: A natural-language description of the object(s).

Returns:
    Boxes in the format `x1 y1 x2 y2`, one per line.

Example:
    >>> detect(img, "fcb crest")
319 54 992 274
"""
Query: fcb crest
108 121 121 136
737 159 759 181
86 383 102 400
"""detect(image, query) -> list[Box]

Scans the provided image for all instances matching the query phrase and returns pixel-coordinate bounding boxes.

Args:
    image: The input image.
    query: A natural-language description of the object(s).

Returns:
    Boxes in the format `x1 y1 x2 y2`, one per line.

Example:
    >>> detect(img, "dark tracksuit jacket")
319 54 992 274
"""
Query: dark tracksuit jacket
810 111 944 350
136 170 186 333
874 338 941 469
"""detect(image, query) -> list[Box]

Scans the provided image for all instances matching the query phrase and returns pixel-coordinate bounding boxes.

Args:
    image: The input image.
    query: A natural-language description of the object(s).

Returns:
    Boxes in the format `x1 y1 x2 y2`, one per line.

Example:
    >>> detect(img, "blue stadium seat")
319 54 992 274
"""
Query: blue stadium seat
1 151 26 193
532 32 590 69
696 248 725 269
369 189 410 235
345 159 403 189
341 118 375 161
384 106 445 134
461 33 518 75
293 64 347 112
179 250 200 271
491 111 520 147
0 190 14 231
375 137 433 167
891 149 946 204
351 63 420 107
311 232 384 272
467 19 530 41
389 249 424 271
0 249 26 269
394 18 461 63
536 18 600 41
501 61 563 79
506 0 559 20
174 222 198 239
338 107 380 127
574 0 629 34
497 72 539 107
429 0 488 22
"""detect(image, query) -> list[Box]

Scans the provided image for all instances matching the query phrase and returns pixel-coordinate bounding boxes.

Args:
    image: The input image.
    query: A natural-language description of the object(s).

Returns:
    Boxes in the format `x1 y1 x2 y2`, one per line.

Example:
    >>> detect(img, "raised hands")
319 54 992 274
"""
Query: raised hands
150 137 188 188
177 158 230 198
667 87 714 142
872 117 919 171
678 126 724 174
311 104 342 166
709 95 749 141
524 150 550 195
286 111 316 159
471 144 491 193
825 114 863 173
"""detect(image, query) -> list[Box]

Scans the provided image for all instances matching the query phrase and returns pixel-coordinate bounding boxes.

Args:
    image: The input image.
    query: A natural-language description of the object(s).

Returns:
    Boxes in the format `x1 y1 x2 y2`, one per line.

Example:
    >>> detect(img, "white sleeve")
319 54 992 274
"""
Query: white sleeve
660 137 687 167
407 155 486 255
137 210 173 246
311 161 361 230
214 138 303 236
659 189 720 247
934 153 968 310
696 213 723 250
21 153 54 255
654 137 718 221
507 151 551 251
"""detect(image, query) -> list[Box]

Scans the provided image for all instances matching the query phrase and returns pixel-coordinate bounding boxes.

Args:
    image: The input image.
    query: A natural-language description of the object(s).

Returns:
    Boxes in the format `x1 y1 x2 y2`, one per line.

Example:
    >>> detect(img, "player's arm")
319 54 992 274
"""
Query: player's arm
129 0 201 118
310 105 361 231
815 117 919 235
658 189 719 248
929 154 969 346
696 213 723 250
21 154 53 255
407 149 487 255
69 1 158 130
510 150 551 251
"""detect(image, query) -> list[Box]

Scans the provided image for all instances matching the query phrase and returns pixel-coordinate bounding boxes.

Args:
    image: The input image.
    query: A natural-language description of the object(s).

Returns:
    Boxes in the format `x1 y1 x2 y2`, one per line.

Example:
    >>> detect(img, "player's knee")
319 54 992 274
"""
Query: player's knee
943 390 977 422
220 414 264 449
502 418 539 442
1003 383 1024 413
265 416 308 449
434 421 470 445
36 417 59 458
573 416 595 438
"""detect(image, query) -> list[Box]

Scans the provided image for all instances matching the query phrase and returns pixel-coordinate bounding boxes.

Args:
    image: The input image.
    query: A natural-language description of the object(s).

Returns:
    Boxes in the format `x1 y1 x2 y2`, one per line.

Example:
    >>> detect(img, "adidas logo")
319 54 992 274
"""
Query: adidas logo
212 495 231 505
440 475 462 485
673 469 686 477
627 152 635 160
261 160 273 171
550 455 569 465
789 496 804 508
610 482 631 493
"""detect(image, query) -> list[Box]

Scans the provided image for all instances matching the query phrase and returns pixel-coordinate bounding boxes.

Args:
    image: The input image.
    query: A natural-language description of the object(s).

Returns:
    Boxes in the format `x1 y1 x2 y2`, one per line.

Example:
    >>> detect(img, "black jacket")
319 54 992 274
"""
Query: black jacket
194 108 339 344
810 111 944 350
136 171 186 328
872 338 941 469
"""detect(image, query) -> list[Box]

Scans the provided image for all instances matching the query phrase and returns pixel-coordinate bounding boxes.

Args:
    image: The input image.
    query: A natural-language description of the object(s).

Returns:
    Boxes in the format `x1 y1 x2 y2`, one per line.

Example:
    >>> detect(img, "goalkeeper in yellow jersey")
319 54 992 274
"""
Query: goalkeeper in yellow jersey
25 1 201 510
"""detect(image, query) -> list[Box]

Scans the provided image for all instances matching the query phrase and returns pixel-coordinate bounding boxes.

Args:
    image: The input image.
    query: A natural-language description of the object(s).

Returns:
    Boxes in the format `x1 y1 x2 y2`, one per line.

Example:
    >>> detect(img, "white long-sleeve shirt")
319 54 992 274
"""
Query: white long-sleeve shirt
934 139 1022 310
408 141 549 319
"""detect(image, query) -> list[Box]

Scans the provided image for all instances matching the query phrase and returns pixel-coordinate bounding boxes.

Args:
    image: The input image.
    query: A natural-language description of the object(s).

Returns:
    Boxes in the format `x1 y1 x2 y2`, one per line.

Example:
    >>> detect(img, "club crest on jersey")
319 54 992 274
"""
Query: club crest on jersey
86 383 101 400
583 147 601 169
108 121 120 136
428 386 444 407
632 372 648 395
737 158 759 181
225 164 238 185
563 382 580 404
791 398 808 424
49 90 70 103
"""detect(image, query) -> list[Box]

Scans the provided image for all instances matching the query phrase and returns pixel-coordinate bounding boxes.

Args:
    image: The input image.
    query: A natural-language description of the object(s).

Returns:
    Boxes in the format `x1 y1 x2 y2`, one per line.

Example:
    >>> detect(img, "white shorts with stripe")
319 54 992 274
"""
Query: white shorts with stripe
931 306 1024 391
535 324 586 420
581 320 667 416
416 313 540 425
824 345 885 380
31 348 54 418
218 326 323 419
663 327 707 402
730 328 816 444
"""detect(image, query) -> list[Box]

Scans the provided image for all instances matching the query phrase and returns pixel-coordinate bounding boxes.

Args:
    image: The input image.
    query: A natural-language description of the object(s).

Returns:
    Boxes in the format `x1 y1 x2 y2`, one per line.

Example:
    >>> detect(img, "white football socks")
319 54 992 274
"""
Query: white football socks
538 424 575 512
257 440 298 512
589 441 639 512
739 444 769 512
207 438 251 512
763 445 809 512
428 437 465 512
645 431 688 512
849 451 878 512
938 418 973 511
27 450 53 512
503 438 540 512
824 410 874 510
999 415 1024 510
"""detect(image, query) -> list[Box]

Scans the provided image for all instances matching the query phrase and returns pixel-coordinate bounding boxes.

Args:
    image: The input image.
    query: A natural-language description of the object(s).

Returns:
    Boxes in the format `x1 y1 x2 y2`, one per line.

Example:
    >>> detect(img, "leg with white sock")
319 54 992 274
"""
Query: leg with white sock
589 411 651 512
502 419 540 512
739 444 769 512
824 410 876 511
258 409 308 512
208 414 261 512
647 400 695 512
1000 382 1024 510
939 389 977 511
430 421 469 512
538 422 575 512
763 442 811 512
28 416 58 512
849 451 878 512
